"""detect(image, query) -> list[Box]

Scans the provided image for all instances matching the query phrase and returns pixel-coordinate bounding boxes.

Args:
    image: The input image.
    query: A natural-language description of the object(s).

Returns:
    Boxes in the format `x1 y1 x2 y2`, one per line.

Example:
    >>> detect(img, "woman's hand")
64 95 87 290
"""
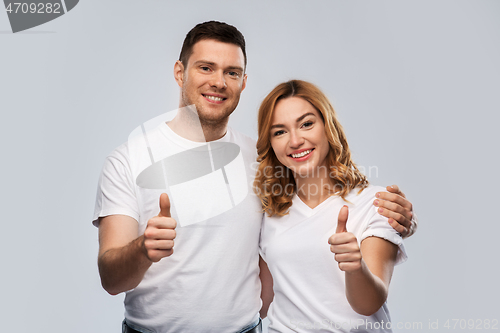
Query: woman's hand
329 206 363 272
328 205 398 316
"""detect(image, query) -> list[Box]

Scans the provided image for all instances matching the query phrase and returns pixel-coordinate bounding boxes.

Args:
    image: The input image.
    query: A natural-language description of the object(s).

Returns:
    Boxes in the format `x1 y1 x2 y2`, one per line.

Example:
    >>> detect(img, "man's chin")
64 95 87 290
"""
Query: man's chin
198 108 235 122
199 115 231 127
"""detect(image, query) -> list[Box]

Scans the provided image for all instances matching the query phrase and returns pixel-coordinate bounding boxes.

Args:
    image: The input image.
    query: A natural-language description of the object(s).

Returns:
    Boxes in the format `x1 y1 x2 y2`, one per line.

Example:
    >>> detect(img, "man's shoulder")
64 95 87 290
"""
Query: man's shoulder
103 141 130 162
227 127 256 147
227 128 257 161
104 129 162 171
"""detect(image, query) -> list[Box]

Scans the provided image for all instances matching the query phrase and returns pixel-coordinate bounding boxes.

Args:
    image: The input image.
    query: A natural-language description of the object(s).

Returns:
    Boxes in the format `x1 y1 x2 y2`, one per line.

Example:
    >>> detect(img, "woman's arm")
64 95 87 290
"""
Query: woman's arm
259 255 274 318
329 206 398 316
345 237 397 315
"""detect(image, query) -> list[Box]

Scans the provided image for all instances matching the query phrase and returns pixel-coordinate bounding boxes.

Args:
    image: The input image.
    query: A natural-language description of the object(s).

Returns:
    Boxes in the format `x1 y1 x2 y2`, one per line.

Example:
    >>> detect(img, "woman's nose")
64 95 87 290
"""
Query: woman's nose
289 131 305 149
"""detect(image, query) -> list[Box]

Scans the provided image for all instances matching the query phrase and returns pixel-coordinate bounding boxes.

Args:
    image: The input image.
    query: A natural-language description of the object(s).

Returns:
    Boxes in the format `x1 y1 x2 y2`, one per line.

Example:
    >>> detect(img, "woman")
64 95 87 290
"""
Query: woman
255 80 407 332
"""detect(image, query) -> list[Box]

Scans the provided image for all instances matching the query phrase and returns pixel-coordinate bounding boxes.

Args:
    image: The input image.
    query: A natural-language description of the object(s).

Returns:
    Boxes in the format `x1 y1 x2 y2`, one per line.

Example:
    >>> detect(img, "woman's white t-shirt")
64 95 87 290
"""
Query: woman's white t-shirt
260 185 407 333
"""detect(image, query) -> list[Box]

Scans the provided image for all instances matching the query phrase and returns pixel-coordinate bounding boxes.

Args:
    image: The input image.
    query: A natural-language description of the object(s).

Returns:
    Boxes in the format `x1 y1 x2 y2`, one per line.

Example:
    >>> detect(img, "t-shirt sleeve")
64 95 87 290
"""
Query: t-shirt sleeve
92 145 140 227
360 206 408 265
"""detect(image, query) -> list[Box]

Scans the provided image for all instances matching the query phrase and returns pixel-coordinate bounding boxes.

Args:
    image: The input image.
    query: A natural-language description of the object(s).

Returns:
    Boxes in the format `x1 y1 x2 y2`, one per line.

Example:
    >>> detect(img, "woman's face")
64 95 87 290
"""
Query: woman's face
269 96 330 178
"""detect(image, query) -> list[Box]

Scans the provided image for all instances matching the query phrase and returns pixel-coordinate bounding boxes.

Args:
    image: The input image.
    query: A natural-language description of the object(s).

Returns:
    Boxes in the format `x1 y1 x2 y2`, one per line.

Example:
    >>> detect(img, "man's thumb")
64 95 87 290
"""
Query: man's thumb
336 205 349 233
158 193 171 218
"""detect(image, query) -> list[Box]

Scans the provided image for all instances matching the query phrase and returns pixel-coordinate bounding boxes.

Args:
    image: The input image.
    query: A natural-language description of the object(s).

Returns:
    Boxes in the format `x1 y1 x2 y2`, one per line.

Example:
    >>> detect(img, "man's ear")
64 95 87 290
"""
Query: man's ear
241 73 248 92
174 60 185 88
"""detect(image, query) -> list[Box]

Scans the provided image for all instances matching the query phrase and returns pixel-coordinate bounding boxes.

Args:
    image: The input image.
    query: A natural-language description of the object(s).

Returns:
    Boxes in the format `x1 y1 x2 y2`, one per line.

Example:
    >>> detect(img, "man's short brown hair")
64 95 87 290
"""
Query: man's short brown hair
179 21 247 68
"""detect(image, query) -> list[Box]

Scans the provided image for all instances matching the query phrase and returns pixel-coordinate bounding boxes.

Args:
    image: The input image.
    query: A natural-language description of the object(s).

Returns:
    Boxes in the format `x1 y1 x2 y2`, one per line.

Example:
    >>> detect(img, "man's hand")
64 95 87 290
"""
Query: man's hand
97 193 177 294
373 185 416 238
329 206 362 272
142 193 177 262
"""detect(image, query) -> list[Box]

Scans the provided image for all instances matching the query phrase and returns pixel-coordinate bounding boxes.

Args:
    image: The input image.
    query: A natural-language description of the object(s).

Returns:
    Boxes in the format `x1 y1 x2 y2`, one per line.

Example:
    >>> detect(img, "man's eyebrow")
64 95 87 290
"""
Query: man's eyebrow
226 66 244 72
193 60 216 66
192 61 244 72
269 112 316 130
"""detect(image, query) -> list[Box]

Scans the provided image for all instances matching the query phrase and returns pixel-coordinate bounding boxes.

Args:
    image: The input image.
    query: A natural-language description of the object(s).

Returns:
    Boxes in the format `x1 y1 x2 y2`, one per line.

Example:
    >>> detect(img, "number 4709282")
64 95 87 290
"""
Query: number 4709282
443 319 498 330
5 2 61 14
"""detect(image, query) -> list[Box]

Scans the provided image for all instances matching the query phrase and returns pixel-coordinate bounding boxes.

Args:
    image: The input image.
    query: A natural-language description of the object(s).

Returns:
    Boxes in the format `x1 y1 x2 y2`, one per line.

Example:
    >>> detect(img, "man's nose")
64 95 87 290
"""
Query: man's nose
210 71 227 89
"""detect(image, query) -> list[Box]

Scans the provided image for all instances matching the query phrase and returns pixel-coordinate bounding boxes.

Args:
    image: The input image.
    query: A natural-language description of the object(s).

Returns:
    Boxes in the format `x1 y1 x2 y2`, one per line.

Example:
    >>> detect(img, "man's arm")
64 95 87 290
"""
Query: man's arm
98 215 152 295
98 193 176 295
259 255 274 319
374 185 417 238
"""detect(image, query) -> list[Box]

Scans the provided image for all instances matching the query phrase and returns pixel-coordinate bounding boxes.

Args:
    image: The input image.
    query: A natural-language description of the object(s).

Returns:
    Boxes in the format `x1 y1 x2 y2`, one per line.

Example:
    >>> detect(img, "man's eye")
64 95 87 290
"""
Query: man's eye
227 71 241 78
200 66 211 71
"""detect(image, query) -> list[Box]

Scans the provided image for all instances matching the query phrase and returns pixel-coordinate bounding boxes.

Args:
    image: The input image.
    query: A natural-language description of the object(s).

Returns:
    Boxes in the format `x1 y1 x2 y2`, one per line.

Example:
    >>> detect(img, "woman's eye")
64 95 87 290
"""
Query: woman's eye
273 130 285 137
302 121 313 128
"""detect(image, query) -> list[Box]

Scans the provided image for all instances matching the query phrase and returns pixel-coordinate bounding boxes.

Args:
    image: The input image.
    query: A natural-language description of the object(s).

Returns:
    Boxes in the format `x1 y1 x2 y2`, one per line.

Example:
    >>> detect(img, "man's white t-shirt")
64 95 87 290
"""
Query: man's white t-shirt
93 122 263 333
260 185 407 333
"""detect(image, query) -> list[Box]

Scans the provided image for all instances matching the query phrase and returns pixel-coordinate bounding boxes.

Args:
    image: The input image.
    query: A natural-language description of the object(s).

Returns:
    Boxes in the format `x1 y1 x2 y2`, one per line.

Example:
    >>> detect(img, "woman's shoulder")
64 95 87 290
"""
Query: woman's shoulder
345 184 386 203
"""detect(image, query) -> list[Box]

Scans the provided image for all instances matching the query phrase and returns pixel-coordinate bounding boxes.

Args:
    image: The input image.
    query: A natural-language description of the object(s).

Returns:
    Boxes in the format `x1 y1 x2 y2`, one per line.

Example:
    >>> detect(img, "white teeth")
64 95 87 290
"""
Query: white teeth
291 149 312 158
205 95 223 102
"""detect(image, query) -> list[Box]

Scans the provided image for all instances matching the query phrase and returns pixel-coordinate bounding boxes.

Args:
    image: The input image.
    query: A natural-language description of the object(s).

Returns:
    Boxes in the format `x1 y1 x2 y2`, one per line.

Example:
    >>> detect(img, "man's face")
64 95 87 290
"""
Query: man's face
174 39 247 126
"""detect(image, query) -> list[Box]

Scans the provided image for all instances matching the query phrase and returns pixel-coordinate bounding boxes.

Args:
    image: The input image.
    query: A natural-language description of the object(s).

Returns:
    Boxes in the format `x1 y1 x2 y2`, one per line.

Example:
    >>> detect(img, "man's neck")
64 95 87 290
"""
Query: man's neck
167 106 228 142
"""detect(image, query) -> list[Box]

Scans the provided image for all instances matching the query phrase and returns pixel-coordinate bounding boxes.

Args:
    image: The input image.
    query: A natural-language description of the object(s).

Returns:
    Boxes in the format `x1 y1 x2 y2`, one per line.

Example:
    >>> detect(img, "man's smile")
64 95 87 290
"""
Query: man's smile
203 94 226 103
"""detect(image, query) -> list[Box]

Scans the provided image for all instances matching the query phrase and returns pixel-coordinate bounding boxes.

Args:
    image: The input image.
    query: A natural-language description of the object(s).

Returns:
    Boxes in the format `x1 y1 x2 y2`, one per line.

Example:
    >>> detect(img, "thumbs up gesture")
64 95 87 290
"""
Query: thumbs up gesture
328 206 362 272
142 193 177 262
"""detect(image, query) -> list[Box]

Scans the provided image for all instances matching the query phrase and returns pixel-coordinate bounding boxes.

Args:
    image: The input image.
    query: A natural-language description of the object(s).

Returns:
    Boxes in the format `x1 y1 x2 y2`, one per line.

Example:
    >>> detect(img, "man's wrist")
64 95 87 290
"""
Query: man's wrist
405 212 418 238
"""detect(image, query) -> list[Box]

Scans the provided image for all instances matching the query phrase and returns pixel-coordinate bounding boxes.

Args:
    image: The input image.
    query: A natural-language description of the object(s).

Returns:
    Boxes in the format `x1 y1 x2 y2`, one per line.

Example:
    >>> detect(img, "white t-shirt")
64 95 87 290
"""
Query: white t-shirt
93 122 263 333
260 185 407 333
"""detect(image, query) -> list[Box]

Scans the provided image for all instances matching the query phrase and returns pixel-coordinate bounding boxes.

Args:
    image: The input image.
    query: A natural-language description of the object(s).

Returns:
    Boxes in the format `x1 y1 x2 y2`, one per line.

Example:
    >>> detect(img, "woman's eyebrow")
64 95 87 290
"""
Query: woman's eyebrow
296 112 315 123
270 112 315 130
270 123 284 130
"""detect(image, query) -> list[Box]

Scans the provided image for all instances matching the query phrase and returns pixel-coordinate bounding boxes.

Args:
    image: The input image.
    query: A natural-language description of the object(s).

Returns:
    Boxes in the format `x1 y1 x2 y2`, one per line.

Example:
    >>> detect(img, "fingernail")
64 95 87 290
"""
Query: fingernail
378 207 384 213
374 200 379 206
376 192 380 198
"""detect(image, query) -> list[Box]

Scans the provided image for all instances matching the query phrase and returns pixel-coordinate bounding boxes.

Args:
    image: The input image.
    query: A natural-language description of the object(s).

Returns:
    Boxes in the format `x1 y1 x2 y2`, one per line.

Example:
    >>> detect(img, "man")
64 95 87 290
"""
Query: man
93 21 416 333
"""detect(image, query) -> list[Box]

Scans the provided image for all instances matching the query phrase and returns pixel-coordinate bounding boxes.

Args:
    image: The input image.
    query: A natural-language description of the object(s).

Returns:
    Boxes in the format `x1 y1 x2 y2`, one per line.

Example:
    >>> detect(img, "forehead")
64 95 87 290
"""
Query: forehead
272 97 319 122
187 39 245 69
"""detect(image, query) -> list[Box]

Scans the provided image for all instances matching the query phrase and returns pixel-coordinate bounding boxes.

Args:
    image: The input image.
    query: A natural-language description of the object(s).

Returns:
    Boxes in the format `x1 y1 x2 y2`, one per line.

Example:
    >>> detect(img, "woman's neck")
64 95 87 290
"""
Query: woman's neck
294 167 333 209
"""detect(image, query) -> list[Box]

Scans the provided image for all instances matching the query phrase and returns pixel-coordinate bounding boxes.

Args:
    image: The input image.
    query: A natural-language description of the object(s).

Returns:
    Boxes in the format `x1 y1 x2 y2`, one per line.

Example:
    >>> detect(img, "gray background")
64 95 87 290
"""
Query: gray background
1 0 499 332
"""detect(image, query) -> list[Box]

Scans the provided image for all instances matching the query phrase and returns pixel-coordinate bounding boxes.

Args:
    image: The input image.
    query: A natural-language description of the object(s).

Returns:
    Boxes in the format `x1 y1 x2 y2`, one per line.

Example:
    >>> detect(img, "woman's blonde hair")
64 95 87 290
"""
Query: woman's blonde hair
254 80 368 217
